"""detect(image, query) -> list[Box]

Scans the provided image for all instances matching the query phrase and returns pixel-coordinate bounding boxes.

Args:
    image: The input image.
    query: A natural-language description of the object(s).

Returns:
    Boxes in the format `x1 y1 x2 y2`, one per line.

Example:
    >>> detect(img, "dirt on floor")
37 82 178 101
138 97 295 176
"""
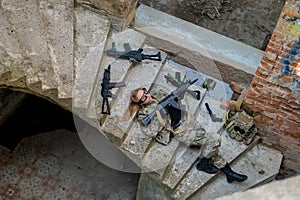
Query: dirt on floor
139 0 285 50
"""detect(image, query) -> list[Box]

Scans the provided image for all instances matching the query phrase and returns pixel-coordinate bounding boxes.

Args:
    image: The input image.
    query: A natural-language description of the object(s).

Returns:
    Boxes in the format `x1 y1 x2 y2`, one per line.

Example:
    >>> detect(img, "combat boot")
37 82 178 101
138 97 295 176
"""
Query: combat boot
221 164 248 183
196 157 219 174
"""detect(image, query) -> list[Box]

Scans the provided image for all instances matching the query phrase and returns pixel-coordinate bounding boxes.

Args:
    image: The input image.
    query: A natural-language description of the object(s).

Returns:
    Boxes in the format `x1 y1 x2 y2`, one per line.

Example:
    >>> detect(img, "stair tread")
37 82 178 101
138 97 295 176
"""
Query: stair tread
121 61 186 166
102 46 167 146
2 0 58 89
162 146 199 189
38 0 74 98
121 122 153 164
173 131 260 200
0 5 30 87
190 143 283 200
162 71 232 190
0 48 30 88
86 29 146 119
138 61 207 176
0 6 23 58
73 7 110 111
196 98 225 133
0 48 11 76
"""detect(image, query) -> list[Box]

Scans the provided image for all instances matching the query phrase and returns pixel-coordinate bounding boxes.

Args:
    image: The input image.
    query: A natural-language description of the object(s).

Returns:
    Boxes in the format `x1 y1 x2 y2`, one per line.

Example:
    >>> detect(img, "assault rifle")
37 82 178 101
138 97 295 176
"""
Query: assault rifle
141 79 198 129
106 42 162 62
100 65 126 115
164 72 201 100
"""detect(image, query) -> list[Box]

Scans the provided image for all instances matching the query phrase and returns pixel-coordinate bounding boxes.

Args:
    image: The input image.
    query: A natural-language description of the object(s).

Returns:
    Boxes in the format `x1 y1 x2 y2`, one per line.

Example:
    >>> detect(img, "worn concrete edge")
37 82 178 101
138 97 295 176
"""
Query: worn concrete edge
174 136 261 200
101 48 168 147
248 147 283 189
136 172 174 200
0 85 72 111
134 4 264 75
215 175 300 200
189 143 283 200
76 0 136 31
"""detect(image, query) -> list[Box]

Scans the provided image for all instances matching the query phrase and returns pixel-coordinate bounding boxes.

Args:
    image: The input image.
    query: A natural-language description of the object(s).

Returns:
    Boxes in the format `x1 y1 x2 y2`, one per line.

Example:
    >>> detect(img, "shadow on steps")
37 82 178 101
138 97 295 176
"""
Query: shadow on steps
0 89 76 150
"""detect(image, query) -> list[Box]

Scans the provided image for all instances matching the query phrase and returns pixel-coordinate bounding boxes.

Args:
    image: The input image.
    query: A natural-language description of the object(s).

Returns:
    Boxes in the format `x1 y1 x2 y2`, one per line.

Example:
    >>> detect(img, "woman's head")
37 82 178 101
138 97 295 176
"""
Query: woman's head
130 87 153 105
122 87 156 119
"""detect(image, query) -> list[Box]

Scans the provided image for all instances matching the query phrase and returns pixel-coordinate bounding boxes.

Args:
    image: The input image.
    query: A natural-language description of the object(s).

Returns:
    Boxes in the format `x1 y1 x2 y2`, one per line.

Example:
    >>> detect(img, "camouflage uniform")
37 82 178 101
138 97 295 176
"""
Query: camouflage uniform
137 89 226 169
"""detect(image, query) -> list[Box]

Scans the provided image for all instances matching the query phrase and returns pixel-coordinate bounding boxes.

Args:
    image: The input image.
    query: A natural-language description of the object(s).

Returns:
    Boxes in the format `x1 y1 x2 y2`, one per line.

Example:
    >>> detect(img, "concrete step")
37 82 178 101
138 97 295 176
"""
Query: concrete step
0 6 30 88
102 46 167 146
129 62 253 198
86 29 146 120
162 145 200 190
160 67 232 190
38 0 74 98
73 6 110 116
120 120 154 165
2 0 58 90
121 60 187 167
173 131 260 200
4 57 30 88
0 5 23 58
190 144 283 200
161 94 227 190
0 48 30 89
0 48 12 83
121 60 233 182
139 61 208 176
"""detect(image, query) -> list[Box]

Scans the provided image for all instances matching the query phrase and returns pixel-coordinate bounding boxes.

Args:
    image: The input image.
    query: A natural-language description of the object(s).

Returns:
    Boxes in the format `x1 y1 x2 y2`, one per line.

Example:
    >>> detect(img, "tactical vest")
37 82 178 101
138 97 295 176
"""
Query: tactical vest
224 110 257 145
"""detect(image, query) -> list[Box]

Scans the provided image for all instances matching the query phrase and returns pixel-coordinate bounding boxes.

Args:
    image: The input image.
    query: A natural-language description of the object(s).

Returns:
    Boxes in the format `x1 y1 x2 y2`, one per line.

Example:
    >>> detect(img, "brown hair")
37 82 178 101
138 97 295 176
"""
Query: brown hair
121 88 144 121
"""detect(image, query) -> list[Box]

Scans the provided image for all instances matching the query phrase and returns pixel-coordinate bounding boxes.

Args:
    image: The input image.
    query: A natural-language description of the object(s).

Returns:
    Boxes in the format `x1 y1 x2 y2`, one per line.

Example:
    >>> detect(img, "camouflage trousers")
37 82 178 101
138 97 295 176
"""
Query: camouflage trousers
175 122 226 169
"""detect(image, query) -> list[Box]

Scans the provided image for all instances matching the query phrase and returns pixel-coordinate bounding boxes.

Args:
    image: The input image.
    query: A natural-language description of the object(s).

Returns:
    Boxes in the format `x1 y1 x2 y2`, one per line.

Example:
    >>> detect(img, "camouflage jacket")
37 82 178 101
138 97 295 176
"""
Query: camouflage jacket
137 89 188 145
137 89 170 145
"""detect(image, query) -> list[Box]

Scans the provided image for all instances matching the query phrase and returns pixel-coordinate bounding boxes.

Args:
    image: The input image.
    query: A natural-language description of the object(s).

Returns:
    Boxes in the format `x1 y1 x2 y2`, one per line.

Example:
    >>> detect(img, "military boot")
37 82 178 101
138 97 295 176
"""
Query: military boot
221 164 248 183
196 157 219 174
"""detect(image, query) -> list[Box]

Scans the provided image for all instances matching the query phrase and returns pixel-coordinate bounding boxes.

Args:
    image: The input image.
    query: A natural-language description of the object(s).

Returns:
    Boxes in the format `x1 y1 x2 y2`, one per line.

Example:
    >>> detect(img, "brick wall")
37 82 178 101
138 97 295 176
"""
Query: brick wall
245 0 300 176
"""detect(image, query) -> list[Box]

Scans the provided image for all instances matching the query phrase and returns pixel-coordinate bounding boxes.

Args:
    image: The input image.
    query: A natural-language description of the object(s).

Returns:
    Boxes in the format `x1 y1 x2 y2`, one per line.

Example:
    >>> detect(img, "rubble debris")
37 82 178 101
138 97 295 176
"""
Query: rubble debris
183 0 231 19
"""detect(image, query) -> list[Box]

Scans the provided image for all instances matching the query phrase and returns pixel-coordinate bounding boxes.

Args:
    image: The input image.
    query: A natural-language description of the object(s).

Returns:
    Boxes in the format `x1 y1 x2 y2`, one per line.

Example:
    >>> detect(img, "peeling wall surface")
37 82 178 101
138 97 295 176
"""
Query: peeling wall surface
245 0 300 176
77 0 138 30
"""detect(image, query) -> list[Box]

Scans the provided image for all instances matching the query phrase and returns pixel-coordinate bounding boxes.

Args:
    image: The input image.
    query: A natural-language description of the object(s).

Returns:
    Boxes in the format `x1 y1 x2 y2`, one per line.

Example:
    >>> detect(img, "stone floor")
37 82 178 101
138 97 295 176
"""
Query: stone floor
0 129 139 200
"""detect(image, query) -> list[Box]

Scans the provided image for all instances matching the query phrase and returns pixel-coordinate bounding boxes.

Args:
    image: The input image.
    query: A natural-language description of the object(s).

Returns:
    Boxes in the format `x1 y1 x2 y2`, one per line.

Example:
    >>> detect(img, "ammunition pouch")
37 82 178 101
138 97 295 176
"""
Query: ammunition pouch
224 110 257 145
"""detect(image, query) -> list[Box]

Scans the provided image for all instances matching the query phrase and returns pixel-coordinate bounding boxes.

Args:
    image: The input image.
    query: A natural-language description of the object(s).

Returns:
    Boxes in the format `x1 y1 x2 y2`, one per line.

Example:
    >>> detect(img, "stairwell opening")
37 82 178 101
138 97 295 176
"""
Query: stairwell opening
0 89 140 199
0 89 76 150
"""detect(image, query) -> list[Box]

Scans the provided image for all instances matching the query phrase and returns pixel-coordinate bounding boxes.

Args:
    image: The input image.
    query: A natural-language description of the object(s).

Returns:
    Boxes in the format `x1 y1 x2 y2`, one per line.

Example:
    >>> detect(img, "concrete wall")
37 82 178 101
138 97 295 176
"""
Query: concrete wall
134 4 263 85
245 0 300 176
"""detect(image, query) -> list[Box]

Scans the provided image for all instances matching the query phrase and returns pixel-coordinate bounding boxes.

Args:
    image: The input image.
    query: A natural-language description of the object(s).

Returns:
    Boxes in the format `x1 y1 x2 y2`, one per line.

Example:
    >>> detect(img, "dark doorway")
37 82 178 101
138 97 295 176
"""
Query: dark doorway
0 89 76 150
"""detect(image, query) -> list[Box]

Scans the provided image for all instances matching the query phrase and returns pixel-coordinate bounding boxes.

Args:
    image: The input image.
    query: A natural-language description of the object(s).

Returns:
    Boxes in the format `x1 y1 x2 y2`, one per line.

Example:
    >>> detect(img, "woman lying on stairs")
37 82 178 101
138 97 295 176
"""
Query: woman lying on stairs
124 86 247 183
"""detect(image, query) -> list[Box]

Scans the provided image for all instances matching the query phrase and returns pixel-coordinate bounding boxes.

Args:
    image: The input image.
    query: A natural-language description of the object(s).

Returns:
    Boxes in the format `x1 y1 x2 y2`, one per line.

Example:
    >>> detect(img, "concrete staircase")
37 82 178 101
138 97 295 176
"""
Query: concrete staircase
0 2 283 200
